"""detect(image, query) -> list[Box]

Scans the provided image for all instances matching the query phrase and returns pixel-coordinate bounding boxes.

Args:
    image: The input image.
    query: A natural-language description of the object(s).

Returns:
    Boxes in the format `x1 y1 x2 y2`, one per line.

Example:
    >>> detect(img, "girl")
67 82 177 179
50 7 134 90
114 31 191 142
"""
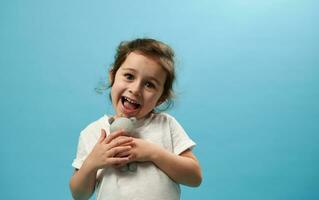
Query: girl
70 38 202 200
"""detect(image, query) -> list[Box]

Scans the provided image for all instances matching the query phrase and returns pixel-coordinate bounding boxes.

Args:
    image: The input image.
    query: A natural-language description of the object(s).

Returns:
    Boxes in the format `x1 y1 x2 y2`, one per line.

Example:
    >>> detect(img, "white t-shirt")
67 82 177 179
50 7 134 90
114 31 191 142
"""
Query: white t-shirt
72 112 196 200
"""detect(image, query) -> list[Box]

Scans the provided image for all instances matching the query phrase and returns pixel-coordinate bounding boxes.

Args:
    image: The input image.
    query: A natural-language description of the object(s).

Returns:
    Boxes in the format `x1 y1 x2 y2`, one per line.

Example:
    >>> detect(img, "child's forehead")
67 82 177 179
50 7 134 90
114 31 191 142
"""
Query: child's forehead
122 52 164 70
126 51 159 64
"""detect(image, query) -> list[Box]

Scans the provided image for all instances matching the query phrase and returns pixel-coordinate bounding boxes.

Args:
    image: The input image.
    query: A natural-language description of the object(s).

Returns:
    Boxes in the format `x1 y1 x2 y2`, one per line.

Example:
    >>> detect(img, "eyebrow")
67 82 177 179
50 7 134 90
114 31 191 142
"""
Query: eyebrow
121 67 162 86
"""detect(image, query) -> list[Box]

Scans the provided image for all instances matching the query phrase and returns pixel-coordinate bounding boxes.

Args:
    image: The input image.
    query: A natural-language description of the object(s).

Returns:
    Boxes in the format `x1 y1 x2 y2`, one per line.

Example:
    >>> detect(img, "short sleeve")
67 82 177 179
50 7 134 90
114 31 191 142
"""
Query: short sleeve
71 115 109 170
169 116 196 155
72 133 89 169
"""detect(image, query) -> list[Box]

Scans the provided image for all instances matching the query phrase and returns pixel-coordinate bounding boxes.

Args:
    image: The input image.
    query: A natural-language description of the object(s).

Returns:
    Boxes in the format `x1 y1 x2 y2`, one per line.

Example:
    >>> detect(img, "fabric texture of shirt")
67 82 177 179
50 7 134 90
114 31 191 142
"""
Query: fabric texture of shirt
72 112 196 200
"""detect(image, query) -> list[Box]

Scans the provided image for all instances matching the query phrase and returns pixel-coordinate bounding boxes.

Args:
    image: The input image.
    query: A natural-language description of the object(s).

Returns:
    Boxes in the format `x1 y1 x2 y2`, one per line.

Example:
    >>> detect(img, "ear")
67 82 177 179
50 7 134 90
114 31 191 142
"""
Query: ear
156 95 167 107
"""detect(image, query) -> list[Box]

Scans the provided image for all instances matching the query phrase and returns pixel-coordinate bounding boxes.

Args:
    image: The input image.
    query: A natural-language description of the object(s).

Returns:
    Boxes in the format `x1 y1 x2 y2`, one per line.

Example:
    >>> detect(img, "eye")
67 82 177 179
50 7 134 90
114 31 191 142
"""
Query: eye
124 73 134 80
145 81 156 89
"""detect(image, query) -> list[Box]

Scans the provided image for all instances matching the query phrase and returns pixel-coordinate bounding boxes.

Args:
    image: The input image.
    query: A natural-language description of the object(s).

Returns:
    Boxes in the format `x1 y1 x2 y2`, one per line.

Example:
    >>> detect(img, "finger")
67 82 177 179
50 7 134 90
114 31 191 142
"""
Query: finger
107 137 133 150
99 129 107 143
104 129 126 144
107 157 130 166
115 150 131 158
107 146 132 158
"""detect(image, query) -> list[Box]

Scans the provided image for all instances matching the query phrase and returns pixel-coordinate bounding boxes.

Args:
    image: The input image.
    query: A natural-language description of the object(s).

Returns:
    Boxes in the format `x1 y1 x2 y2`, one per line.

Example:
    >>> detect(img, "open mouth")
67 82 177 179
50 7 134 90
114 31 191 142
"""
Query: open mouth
121 96 141 111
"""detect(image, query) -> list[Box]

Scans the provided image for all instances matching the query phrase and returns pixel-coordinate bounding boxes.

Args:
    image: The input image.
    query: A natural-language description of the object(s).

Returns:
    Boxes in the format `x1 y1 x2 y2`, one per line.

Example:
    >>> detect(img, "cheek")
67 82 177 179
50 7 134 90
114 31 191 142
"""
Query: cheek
154 88 165 102
110 84 121 101
146 92 163 105
110 88 116 104
112 79 125 93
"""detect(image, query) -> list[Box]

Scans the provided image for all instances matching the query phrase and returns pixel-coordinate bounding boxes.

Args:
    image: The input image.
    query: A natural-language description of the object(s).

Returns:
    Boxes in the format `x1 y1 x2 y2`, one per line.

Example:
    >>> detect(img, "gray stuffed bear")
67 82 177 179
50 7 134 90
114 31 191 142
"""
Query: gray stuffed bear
109 117 137 172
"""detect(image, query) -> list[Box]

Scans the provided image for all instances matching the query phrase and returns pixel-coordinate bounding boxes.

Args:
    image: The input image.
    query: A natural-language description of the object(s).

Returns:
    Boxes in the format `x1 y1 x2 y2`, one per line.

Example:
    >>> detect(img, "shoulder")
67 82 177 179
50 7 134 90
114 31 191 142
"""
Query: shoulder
151 112 176 122
152 113 195 154
81 115 109 133
149 112 183 130
79 115 110 140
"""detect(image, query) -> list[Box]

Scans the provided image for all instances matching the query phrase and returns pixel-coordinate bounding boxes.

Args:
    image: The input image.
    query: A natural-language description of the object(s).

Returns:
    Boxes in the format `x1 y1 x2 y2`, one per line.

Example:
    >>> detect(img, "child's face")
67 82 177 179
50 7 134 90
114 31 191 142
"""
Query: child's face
110 51 167 119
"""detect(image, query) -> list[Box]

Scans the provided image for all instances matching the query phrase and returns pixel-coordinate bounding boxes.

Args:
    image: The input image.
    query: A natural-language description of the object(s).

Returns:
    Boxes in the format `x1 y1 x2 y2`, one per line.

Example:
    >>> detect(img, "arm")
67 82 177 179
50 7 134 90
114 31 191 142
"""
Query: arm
152 147 202 187
69 129 133 200
69 166 97 200
129 139 202 187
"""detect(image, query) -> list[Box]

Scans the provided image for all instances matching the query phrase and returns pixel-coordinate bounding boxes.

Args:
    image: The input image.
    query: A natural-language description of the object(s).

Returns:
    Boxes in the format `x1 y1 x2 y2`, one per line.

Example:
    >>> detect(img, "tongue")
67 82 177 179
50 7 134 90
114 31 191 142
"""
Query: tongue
123 100 137 110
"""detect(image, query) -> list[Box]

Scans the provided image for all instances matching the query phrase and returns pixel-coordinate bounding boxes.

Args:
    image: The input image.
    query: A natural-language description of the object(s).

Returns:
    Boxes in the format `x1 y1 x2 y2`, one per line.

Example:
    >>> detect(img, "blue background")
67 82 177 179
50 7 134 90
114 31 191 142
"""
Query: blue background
1 0 318 199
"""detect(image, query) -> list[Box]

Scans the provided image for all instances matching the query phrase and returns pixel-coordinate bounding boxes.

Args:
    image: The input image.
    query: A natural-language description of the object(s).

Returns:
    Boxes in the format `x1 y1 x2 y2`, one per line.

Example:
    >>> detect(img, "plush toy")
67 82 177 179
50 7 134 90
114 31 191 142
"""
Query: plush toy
109 116 137 172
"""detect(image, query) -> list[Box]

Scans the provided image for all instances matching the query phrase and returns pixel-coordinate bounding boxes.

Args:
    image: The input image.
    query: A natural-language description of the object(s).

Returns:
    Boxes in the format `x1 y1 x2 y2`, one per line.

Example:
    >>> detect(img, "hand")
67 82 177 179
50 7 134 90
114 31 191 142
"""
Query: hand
128 138 161 162
83 129 133 171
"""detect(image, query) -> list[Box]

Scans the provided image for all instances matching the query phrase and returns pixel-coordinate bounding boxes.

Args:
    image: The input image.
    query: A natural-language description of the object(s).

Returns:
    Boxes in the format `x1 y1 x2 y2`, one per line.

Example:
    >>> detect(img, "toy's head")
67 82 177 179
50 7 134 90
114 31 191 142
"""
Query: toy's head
109 117 137 134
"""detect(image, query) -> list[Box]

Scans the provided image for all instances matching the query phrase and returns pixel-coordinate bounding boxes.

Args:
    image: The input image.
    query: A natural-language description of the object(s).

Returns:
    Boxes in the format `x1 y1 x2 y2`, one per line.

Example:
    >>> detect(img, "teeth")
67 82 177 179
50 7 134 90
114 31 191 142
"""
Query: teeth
124 97 139 105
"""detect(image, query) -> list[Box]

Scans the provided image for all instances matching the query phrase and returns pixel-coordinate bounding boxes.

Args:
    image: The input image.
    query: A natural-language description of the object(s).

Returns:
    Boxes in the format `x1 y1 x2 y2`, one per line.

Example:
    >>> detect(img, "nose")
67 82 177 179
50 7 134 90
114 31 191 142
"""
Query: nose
128 80 142 96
